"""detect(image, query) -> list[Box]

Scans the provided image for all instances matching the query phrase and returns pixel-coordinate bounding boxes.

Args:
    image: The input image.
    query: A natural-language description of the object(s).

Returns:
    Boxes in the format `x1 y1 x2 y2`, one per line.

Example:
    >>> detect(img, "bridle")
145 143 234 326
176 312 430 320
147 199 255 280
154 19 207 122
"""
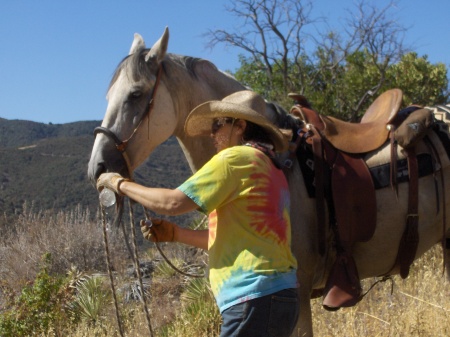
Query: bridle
93 65 163 175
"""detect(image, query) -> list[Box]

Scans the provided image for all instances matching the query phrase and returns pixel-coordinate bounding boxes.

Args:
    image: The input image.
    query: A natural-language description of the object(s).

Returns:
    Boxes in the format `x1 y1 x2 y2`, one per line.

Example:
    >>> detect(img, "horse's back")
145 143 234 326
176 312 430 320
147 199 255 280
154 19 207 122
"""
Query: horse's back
354 129 450 278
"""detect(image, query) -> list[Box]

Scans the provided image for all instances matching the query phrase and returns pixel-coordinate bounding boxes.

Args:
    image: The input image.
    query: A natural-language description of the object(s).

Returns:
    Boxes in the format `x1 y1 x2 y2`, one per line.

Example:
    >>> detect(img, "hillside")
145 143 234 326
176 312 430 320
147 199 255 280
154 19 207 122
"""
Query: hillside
0 119 100 148
0 118 192 222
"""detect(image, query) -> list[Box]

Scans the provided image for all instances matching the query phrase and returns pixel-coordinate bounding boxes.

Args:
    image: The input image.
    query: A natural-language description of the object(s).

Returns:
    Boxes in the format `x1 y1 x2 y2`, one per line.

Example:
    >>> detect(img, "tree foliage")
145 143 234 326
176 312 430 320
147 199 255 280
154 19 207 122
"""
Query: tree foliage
388 52 449 106
207 0 449 120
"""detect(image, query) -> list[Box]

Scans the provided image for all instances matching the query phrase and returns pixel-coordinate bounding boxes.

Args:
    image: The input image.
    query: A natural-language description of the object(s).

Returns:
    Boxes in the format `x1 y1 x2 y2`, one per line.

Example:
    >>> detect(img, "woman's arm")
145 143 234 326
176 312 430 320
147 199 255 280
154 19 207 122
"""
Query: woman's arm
119 181 198 216
141 219 209 250
175 227 209 250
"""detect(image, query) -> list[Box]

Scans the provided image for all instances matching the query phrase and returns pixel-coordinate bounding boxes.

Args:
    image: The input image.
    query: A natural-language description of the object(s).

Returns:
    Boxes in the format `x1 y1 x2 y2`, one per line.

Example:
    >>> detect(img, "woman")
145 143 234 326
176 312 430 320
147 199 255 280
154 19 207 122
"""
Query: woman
97 90 299 337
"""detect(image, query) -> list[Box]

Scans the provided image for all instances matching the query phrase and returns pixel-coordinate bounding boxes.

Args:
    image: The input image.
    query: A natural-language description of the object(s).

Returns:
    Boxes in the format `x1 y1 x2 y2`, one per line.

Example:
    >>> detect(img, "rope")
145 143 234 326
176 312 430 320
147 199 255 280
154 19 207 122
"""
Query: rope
154 242 204 278
100 196 206 337
143 207 206 278
360 275 394 300
100 206 125 337
128 199 154 336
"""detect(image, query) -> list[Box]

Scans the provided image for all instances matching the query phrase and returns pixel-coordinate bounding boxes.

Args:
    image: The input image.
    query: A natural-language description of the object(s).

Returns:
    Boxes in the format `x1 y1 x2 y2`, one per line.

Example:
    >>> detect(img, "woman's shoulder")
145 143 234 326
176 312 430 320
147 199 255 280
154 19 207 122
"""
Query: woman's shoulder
214 146 273 170
217 145 258 159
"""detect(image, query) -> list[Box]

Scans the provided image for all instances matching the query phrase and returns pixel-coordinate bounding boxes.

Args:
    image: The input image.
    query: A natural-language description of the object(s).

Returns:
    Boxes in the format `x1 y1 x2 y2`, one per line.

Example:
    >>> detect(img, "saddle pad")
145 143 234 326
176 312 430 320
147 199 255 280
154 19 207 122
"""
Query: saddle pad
370 153 434 189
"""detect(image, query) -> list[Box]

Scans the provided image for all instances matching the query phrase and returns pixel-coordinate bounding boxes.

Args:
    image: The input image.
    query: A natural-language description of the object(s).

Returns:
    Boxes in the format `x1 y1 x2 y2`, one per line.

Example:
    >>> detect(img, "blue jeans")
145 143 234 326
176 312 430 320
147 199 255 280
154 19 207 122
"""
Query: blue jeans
219 288 299 337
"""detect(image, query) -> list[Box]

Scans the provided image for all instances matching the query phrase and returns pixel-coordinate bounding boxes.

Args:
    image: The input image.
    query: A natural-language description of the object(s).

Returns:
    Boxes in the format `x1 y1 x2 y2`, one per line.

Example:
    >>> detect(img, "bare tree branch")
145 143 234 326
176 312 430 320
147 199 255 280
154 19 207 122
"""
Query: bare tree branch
205 0 413 117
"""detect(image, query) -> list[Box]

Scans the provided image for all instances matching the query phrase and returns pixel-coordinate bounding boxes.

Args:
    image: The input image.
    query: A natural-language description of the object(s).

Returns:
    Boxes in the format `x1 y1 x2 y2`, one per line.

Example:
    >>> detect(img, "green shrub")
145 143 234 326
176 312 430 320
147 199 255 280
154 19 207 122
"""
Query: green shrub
0 253 72 336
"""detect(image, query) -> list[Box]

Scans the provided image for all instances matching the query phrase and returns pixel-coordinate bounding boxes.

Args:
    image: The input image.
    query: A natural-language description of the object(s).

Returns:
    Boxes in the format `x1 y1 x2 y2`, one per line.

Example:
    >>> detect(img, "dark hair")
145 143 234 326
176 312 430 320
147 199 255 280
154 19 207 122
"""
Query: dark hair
242 121 274 146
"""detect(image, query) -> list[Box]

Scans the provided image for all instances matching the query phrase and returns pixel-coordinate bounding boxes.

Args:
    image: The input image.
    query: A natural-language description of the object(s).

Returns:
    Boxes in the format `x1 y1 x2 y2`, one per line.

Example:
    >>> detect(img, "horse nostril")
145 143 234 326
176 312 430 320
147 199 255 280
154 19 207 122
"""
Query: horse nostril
95 163 107 180
88 163 106 185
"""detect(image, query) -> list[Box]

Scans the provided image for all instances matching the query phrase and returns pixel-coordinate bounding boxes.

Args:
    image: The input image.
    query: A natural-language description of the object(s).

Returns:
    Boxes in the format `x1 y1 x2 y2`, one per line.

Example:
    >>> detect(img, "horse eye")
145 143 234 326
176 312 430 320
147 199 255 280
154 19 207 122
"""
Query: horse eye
130 90 142 99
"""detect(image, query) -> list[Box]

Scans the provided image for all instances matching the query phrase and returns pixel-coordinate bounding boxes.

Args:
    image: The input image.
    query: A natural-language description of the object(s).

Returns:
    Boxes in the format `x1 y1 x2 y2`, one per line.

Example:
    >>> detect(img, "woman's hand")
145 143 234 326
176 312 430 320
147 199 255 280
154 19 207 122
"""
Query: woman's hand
140 218 177 242
96 172 130 195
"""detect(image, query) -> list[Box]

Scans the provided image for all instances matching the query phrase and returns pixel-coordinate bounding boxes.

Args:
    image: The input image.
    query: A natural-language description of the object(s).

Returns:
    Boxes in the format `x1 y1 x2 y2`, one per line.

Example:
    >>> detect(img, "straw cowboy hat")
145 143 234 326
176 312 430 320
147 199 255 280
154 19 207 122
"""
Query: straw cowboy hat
185 90 288 152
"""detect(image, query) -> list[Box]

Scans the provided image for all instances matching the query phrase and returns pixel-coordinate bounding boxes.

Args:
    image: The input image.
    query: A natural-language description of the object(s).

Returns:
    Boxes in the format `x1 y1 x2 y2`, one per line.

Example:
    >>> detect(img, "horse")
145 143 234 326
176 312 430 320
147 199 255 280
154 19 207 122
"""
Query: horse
87 27 450 337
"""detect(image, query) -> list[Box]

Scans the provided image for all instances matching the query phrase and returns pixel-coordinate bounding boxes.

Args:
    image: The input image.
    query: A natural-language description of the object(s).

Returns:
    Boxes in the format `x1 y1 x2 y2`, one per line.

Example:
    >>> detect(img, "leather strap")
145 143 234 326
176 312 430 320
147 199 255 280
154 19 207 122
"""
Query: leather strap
390 128 398 196
288 105 327 255
423 136 448 275
312 127 326 256
396 147 420 278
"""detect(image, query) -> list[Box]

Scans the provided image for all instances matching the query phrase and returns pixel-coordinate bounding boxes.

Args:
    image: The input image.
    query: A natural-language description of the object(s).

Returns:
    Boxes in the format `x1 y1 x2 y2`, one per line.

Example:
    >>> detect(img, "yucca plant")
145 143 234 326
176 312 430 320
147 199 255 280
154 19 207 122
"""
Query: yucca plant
158 277 221 337
68 275 111 325
155 258 183 278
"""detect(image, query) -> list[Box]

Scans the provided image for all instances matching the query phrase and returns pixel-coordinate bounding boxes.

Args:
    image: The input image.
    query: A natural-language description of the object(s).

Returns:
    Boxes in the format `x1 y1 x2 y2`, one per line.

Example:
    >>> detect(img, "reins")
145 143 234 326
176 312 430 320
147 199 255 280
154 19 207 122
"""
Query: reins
100 200 154 337
127 200 154 335
100 206 126 337
142 206 207 278
99 198 205 337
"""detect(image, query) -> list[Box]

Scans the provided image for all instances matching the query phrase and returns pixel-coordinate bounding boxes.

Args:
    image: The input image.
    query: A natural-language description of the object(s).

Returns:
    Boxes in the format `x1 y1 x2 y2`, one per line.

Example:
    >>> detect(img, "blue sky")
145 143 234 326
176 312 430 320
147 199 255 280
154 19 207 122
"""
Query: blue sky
0 0 449 124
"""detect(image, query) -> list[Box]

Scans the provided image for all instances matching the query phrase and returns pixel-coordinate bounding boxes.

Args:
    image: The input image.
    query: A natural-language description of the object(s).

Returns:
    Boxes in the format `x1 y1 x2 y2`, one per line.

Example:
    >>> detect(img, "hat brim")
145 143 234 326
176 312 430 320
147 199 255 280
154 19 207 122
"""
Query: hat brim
185 100 288 152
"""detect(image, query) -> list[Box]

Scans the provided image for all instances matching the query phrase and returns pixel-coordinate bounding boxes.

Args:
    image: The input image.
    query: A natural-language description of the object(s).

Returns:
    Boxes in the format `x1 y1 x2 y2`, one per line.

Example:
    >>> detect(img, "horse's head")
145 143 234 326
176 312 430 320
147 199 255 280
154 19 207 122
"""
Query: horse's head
87 26 300 187
88 27 178 184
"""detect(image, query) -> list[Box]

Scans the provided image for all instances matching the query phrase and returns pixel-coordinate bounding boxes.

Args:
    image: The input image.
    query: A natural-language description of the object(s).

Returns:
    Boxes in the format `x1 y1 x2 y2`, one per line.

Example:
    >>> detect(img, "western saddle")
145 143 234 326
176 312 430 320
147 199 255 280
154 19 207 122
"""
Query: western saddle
288 89 428 310
289 88 403 153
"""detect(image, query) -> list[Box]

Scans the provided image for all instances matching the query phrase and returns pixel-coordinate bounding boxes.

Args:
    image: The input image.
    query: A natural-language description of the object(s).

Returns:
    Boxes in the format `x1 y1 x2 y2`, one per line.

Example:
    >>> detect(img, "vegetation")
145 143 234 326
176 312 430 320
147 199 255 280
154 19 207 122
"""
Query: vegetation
0 205 449 336
0 254 70 337
1 1 449 336
0 118 192 226
0 205 218 336
209 0 449 120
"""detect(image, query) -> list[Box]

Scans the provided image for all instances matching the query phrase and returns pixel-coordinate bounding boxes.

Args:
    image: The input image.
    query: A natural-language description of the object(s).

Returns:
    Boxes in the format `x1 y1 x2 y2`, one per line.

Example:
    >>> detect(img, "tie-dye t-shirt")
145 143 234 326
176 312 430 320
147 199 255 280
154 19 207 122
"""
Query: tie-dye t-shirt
177 145 298 313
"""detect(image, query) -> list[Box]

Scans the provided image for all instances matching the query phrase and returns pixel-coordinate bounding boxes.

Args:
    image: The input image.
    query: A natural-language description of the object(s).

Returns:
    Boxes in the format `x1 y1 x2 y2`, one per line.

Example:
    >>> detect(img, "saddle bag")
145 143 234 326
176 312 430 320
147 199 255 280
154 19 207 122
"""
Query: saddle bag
394 108 434 149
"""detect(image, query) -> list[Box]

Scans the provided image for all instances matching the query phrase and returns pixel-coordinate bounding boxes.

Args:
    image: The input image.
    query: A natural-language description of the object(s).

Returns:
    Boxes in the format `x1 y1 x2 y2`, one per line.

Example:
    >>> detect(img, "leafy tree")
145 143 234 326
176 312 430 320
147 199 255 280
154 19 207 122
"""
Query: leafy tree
388 52 449 106
208 0 449 120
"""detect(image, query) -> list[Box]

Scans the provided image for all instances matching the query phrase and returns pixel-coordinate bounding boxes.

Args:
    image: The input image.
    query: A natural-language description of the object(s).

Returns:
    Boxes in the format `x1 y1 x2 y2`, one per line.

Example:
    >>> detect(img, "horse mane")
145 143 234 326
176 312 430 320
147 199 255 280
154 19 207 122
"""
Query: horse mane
107 49 299 133
108 51 208 92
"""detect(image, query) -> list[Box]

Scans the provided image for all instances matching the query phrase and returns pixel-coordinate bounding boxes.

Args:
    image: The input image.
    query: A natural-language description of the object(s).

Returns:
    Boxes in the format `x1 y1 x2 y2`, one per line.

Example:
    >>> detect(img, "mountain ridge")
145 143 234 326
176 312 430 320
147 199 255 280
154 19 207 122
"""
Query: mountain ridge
0 118 192 224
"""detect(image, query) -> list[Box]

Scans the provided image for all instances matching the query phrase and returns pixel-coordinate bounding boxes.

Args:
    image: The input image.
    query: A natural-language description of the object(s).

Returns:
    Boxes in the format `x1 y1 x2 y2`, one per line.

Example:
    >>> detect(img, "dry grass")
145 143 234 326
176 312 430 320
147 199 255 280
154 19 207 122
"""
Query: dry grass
0 202 128 292
312 245 450 337
1 205 450 336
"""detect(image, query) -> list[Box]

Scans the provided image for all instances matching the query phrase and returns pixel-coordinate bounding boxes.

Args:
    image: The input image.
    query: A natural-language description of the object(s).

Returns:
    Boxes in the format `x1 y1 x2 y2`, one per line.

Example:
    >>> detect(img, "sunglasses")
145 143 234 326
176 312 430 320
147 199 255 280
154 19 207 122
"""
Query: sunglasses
211 117 235 134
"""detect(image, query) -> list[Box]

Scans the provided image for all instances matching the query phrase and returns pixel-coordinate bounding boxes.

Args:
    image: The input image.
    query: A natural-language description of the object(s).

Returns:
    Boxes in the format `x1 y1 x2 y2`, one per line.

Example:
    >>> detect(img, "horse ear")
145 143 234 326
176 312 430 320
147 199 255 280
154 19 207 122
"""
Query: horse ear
145 27 169 64
129 33 146 55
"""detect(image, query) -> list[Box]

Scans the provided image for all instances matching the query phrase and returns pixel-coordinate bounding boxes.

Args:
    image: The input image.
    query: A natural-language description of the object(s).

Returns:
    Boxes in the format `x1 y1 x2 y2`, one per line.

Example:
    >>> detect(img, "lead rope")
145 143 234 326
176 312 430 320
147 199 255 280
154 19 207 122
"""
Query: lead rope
100 197 207 337
128 199 154 336
100 200 154 337
100 206 125 337
142 206 206 278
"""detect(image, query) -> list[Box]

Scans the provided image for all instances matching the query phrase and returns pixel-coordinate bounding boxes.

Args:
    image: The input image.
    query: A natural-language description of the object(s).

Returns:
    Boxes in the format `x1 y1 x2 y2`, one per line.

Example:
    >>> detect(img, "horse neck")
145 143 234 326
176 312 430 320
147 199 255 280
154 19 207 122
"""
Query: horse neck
163 55 246 129
162 55 246 171
176 135 216 172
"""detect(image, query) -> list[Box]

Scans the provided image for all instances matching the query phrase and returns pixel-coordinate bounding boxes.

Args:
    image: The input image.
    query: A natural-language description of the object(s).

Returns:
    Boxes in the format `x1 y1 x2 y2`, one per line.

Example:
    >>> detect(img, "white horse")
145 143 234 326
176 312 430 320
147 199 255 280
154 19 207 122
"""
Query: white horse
87 27 450 336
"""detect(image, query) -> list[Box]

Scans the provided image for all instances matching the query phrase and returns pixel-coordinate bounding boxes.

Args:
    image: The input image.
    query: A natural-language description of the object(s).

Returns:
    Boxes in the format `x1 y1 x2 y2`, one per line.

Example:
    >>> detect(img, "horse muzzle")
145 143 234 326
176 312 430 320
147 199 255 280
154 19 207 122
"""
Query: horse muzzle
87 128 132 185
